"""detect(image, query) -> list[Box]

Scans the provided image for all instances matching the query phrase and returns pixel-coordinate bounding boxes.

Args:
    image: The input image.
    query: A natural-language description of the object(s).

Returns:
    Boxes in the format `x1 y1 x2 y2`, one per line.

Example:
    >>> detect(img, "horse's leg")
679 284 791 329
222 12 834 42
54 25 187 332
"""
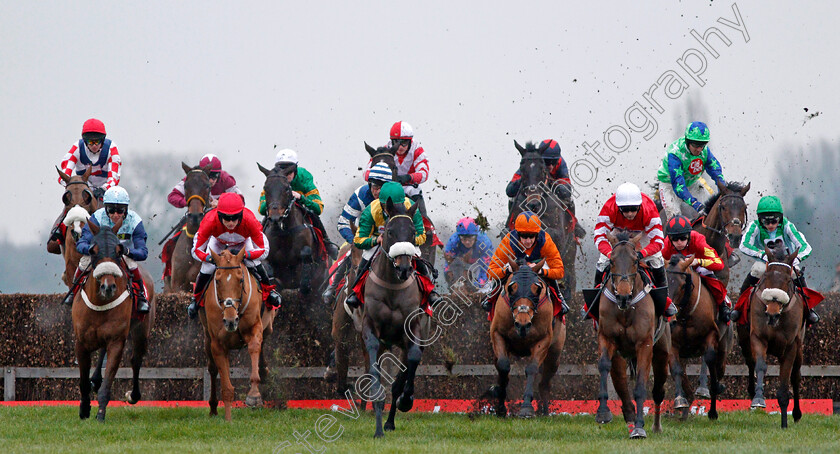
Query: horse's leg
96 338 127 422
792 342 803 423
126 321 148 405
595 336 616 424
738 324 756 399
669 341 689 411
76 345 92 420
397 340 422 413
750 335 768 409
299 246 313 295
629 340 653 439
491 330 510 418
776 342 798 429
610 355 634 425
385 368 406 432
205 334 219 417
243 325 264 408
210 340 234 421
651 342 669 433
90 347 106 395
363 324 385 438
705 332 720 420
696 361 711 399
520 336 551 418
538 339 563 416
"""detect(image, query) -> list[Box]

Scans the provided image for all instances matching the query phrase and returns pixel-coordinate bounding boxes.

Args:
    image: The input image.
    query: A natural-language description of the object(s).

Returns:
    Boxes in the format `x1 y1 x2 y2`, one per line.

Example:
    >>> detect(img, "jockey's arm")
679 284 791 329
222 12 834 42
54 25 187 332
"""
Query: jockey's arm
58 145 80 185
556 158 570 181
667 154 699 207
784 220 812 261
300 188 324 215
639 215 665 257
505 172 522 198
739 221 765 260
295 168 325 215
487 238 513 281
167 180 187 208
443 234 460 262
410 206 426 246
593 205 615 257
353 207 378 250
258 190 267 216
407 150 429 185
128 221 149 261
76 216 99 256
539 236 565 280
703 149 726 186
104 147 121 189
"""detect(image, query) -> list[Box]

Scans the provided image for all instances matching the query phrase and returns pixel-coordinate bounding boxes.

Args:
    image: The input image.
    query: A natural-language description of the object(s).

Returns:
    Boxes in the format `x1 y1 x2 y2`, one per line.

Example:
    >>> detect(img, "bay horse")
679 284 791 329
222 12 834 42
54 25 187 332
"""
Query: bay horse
747 246 804 428
666 254 731 420
507 141 577 301
490 258 566 418
56 166 98 288
693 181 750 287
365 142 441 269
361 199 429 438
72 219 155 421
595 230 670 439
258 163 329 301
444 256 477 292
164 162 212 293
199 248 264 421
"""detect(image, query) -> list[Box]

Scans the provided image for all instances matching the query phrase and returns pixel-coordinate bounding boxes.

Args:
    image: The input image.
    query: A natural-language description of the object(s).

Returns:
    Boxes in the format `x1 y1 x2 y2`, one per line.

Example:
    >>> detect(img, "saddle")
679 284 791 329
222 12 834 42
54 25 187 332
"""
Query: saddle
734 283 824 326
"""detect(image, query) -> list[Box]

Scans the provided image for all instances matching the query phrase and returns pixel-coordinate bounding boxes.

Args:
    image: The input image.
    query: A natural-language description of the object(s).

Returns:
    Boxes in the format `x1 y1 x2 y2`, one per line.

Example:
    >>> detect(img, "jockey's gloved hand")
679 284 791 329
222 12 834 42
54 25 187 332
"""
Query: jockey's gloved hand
692 200 706 214
116 244 127 256
204 254 215 264
92 187 106 201
395 174 412 185
636 251 644 261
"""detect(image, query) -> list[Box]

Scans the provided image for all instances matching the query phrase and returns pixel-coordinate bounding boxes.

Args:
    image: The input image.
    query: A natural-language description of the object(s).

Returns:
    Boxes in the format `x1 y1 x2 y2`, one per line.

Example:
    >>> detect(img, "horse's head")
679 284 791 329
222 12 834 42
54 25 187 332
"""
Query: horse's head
759 245 799 327
57 166 97 213
181 162 213 226
210 248 248 332
365 142 398 179
514 140 550 211
383 198 419 281
87 220 125 301
666 254 695 312
606 229 643 309
710 181 751 247
505 258 546 338
258 163 296 224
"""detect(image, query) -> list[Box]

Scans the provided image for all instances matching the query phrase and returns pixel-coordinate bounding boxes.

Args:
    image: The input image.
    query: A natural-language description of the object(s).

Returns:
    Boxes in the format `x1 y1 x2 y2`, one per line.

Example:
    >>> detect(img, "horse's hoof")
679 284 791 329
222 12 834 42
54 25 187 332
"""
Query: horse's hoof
652 423 662 434
708 409 718 420
245 395 263 408
674 396 690 409
374 430 384 439
630 427 647 439
793 409 802 422
596 409 613 424
396 394 414 412
95 410 105 422
125 390 140 405
384 421 395 431
751 397 766 409
714 383 726 395
495 406 507 418
695 387 711 399
79 407 90 420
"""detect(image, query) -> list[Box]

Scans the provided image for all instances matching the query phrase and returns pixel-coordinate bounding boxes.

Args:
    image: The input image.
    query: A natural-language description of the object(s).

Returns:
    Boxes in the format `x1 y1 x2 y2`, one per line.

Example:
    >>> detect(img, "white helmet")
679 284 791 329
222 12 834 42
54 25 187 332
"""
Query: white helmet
274 148 298 166
615 182 643 206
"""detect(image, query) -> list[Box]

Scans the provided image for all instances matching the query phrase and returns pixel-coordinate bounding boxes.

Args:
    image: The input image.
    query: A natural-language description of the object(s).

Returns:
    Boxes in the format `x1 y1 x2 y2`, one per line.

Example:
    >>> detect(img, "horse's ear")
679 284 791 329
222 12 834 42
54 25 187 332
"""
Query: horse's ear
364 141 377 157
257 162 272 176
89 220 100 235
407 202 418 219
606 232 617 246
201 163 213 174
81 166 92 182
385 197 396 216
740 182 751 196
679 254 695 271
111 216 123 234
235 246 247 262
56 166 71 184
210 249 222 266
631 232 645 245
531 258 546 273
764 244 775 262
181 162 192 175
716 179 729 194
508 257 520 273
537 141 550 154
514 140 526 155
786 247 800 266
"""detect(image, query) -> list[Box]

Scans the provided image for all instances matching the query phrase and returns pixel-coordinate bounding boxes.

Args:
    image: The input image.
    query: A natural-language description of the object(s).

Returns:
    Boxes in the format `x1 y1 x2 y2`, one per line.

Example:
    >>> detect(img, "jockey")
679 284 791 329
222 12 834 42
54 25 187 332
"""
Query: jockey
661 216 733 322
443 217 493 288
736 195 818 324
593 182 676 317
656 122 727 219
168 154 243 209
365 121 431 218
321 162 393 304
259 148 339 260
482 211 568 316
62 187 149 314
187 193 282 319
345 181 439 308
48 118 122 254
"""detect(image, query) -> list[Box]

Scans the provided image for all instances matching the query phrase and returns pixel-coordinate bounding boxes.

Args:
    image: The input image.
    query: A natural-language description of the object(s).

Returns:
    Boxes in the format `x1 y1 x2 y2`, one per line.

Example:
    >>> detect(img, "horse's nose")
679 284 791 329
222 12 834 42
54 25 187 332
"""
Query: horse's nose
100 283 116 297
767 312 781 327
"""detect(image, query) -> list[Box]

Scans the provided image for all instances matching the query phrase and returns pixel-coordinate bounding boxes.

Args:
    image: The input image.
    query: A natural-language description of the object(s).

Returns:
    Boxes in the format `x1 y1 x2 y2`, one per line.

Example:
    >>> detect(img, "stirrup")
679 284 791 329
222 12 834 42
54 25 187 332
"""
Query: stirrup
187 298 199 319
807 309 820 325
346 294 361 309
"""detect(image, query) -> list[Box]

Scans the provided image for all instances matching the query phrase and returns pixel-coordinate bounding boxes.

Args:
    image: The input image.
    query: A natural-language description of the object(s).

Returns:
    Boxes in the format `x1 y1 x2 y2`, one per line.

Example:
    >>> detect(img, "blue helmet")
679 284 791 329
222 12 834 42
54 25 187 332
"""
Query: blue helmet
367 162 393 184
103 186 130 205
456 217 479 236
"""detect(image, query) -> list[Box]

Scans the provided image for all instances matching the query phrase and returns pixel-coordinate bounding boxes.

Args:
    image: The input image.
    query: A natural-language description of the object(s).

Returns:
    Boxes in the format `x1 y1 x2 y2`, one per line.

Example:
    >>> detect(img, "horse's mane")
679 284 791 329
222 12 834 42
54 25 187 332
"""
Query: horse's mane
668 254 686 267
705 182 747 209
614 229 632 243
519 141 541 158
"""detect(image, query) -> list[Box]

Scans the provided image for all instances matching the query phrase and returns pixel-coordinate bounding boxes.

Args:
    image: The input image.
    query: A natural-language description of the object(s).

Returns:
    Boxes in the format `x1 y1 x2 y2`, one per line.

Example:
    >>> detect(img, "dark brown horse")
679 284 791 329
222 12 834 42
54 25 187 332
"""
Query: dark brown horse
693 181 750 286
666 254 731 420
595 230 670 439
361 199 429 438
490 258 566 418
56 166 98 288
507 141 577 301
199 248 265 421
747 246 804 428
72 220 155 421
164 162 212 293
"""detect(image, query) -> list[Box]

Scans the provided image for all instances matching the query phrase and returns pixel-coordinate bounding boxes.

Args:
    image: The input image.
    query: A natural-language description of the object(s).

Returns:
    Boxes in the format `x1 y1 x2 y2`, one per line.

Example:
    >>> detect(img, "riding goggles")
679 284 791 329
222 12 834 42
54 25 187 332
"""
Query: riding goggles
218 212 243 223
105 205 127 215
85 138 102 146
670 234 690 242
760 215 781 225
518 232 538 240
393 138 411 147
685 139 708 148
209 172 221 180
618 205 641 213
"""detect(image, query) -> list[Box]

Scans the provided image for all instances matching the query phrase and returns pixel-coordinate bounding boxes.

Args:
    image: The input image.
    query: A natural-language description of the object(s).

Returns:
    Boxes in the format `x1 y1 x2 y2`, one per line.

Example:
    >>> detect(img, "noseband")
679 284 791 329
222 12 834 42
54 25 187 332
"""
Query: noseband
703 194 747 238
213 264 251 317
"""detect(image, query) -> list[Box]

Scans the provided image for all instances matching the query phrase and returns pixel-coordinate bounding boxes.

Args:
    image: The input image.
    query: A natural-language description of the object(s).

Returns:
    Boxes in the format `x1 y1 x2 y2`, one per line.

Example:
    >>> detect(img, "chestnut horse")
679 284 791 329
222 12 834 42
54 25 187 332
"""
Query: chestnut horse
56 166 98 288
666 254 731 420
164 162 212 293
199 248 264 421
747 246 804 428
490 258 566 418
595 230 670 439
72 219 155 421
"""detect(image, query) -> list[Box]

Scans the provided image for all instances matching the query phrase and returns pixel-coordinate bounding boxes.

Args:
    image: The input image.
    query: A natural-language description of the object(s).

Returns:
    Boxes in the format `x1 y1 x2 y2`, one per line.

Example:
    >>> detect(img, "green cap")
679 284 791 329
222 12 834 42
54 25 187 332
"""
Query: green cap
757 195 783 215
378 181 406 205
685 121 710 142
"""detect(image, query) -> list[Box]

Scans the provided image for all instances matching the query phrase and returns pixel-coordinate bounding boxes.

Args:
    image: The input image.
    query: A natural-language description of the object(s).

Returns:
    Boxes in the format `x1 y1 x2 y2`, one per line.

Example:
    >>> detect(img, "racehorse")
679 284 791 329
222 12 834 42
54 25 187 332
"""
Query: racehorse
72 219 155 421
258 163 329 301
361 199 430 438
594 230 670 439
746 246 805 428
490 258 566 418
164 162 212 293
56 166 98 288
365 142 442 269
507 141 577 301
199 248 265 421
666 254 732 420
444 256 478 292
693 181 750 286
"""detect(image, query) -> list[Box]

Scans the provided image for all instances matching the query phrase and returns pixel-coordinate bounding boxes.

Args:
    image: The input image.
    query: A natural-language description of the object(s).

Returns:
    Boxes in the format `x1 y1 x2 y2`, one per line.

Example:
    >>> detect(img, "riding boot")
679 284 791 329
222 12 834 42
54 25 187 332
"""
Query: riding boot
417 260 441 307
740 274 760 294
188 271 214 319
62 267 86 305
549 279 569 316
718 297 734 323
128 268 150 314
322 257 349 305
249 263 282 310
345 257 372 308
794 275 820 325
594 268 606 288
47 211 67 255
650 266 677 317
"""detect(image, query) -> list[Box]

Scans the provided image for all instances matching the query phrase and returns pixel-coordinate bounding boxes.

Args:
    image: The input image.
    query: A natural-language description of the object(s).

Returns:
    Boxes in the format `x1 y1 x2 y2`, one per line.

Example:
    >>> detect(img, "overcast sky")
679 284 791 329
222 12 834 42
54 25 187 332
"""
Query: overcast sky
2 1 838 246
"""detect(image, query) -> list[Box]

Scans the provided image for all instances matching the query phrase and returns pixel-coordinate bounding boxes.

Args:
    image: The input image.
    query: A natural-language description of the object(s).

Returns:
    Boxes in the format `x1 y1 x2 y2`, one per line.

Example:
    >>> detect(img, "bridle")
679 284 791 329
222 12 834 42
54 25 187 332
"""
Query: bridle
703 194 747 240
63 180 95 207
383 214 416 272
756 261 795 315
666 267 702 319
608 240 640 297
264 175 303 231
506 271 545 324
213 264 252 317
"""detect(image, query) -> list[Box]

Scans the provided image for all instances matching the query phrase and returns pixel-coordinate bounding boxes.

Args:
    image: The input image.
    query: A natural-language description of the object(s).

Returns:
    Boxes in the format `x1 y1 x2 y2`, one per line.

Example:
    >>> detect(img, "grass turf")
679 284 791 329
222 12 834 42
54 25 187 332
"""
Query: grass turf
1 406 838 453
